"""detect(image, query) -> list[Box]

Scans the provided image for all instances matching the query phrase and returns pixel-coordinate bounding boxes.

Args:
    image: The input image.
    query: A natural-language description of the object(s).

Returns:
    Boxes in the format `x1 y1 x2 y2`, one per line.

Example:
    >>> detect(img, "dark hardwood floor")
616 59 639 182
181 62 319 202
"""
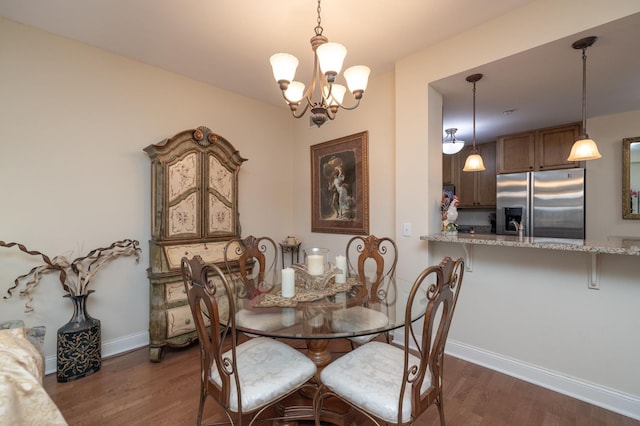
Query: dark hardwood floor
44 337 638 426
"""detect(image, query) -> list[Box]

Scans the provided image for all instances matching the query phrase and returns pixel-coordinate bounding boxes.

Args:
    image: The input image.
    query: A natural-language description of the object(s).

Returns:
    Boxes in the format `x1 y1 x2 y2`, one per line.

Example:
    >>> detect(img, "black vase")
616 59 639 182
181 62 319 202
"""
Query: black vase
56 291 101 382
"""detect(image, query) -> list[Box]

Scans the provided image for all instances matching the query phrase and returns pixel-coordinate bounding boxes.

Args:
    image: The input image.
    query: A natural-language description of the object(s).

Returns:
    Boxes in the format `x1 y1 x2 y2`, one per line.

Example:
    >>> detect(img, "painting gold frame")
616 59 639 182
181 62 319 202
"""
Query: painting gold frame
622 136 640 219
311 131 369 234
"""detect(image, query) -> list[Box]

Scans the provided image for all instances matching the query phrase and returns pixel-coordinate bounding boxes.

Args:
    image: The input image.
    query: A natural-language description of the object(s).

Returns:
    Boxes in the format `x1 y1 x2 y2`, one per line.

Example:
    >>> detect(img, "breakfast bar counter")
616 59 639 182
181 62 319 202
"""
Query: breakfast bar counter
421 233 640 289
421 233 640 256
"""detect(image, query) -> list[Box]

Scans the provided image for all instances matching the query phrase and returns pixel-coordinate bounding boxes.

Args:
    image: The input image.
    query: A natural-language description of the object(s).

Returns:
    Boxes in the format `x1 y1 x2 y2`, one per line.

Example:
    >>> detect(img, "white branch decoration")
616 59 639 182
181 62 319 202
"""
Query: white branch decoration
1 239 142 312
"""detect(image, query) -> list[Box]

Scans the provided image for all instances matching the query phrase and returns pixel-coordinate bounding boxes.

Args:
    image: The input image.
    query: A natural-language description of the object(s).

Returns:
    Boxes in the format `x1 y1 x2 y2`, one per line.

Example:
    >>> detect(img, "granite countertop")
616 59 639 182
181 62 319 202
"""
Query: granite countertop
421 233 640 256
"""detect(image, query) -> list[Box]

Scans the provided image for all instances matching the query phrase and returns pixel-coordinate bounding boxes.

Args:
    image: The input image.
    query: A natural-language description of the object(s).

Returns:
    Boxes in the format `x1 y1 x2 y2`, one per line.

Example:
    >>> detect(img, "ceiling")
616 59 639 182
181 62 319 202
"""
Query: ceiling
432 11 640 144
1 1 638 144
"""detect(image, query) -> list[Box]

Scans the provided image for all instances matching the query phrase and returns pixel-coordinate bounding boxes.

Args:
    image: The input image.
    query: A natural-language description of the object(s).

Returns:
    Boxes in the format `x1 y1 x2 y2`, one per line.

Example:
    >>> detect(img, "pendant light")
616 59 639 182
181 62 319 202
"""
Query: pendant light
567 36 602 161
462 74 486 172
443 128 465 154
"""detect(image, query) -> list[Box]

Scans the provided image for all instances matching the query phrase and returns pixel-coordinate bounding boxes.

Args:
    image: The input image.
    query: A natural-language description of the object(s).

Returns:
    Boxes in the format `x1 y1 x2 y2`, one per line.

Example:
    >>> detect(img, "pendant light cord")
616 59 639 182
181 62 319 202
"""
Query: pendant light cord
580 46 588 138
472 80 477 153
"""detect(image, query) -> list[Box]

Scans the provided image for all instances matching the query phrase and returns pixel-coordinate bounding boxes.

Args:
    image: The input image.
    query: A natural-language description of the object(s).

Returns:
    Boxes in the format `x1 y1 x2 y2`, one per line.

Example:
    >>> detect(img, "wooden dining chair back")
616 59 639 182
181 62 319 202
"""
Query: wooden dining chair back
345 235 398 303
181 255 316 426
314 256 465 426
224 235 278 295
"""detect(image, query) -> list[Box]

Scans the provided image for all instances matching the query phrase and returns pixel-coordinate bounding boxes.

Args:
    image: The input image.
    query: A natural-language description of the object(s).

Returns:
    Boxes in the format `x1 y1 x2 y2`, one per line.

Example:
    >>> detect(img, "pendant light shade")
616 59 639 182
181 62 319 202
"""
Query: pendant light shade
442 128 465 154
567 137 601 161
462 74 486 172
567 36 602 162
463 153 486 171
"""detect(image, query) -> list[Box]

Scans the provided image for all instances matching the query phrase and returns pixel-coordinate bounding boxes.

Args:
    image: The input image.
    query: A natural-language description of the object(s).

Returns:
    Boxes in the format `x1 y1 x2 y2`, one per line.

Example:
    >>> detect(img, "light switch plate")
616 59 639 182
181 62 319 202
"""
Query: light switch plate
403 222 411 236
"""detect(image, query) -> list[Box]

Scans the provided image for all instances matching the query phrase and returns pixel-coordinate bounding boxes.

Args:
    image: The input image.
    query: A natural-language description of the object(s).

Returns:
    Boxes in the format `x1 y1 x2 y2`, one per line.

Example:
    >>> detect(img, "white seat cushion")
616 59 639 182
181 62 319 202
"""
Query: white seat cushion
319 341 431 424
236 309 287 332
210 337 316 412
331 306 389 344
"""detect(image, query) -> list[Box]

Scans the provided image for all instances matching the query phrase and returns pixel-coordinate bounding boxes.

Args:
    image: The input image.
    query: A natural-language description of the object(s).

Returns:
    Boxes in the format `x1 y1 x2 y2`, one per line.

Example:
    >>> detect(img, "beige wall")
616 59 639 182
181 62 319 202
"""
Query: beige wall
0 17 295 360
289 71 397 258
394 0 640 417
2 0 640 418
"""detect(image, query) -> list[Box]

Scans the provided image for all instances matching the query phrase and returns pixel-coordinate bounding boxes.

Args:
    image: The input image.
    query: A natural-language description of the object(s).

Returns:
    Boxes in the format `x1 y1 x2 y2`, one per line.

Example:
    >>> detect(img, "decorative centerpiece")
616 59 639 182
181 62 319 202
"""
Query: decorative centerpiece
1 239 142 382
290 262 341 291
441 191 459 235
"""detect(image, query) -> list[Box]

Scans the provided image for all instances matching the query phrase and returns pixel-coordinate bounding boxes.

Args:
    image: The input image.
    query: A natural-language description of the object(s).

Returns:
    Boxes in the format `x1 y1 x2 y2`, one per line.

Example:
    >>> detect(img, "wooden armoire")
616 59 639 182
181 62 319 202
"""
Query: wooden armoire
144 126 246 362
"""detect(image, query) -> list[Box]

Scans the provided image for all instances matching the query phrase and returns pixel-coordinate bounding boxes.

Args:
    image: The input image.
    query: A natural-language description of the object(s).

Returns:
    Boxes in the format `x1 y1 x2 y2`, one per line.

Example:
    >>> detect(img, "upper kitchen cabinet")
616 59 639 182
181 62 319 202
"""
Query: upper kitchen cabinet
497 122 583 174
443 153 456 186
455 142 496 208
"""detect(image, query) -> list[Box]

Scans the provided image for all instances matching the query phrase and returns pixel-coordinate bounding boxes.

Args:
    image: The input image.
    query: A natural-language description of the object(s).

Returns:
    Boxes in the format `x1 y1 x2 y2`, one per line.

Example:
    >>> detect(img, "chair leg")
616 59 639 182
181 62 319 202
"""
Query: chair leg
197 388 207 426
436 391 446 426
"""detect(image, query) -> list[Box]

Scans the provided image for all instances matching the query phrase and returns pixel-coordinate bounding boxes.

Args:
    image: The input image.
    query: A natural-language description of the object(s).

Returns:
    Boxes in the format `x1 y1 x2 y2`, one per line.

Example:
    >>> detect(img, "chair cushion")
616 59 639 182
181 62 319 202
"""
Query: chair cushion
236 309 288 332
319 341 431 424
210 337 316 412
331 306 389 344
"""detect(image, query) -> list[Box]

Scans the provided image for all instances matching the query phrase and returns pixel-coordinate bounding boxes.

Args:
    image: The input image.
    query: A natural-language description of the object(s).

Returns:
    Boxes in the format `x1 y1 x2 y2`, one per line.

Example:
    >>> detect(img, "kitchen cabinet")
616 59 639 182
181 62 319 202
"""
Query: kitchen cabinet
443 153 455 186
443 142 496 208
144 126 246 362
497 122 583 174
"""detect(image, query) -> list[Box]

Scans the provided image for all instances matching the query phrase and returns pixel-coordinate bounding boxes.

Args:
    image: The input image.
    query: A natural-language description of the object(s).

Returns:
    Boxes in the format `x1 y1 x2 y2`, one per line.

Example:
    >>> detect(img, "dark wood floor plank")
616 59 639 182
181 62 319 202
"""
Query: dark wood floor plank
44 339 639 426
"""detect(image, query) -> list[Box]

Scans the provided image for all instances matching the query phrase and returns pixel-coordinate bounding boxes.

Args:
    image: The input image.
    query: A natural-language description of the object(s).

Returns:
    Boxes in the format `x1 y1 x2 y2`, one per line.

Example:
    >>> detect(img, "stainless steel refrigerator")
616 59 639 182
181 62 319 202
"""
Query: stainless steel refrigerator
496 168 585 239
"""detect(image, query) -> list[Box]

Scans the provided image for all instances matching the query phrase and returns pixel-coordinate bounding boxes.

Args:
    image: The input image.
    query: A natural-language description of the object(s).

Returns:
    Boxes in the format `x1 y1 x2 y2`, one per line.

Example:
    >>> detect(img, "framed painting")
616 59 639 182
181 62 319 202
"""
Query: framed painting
311 131 369 234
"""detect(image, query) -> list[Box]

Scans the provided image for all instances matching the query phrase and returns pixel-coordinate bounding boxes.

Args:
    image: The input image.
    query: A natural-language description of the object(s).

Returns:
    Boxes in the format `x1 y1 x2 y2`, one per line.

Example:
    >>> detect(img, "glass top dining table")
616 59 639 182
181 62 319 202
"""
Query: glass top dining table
228 273 427 425
231 274 427 368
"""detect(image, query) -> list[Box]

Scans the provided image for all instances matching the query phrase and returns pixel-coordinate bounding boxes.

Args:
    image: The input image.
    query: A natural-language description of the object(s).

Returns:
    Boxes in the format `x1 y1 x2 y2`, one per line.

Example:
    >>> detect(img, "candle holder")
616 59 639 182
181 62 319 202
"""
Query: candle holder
290 263 340 291
304 247 329 276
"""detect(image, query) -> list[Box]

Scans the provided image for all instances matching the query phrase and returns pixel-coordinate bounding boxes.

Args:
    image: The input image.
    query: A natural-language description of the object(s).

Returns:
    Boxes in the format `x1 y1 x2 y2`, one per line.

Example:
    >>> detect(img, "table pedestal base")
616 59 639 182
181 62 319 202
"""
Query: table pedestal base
275 338 356 426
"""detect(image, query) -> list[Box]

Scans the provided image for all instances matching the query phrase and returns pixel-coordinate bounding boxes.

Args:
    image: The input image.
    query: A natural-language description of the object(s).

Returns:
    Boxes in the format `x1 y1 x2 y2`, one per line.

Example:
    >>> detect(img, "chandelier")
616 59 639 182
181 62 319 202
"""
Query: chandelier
442 128 465 155
269 0 370 127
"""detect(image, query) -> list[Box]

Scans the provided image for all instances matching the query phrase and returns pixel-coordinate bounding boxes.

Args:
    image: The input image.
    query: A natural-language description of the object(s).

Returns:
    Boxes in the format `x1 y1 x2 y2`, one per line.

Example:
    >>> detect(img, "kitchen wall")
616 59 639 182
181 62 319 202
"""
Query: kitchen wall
392 0 640 418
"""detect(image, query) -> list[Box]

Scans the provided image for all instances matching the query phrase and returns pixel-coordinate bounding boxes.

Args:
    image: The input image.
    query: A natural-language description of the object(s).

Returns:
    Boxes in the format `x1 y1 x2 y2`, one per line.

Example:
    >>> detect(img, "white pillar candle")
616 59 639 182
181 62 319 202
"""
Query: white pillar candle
335 255 347 284
281 268 295 298
282 308 296 326
307 254 324 276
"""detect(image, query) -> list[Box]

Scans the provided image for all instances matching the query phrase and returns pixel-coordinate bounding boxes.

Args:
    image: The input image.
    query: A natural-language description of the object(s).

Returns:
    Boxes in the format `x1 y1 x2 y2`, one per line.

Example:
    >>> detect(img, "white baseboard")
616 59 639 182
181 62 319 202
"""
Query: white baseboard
445 339 640 421
45 331 149 376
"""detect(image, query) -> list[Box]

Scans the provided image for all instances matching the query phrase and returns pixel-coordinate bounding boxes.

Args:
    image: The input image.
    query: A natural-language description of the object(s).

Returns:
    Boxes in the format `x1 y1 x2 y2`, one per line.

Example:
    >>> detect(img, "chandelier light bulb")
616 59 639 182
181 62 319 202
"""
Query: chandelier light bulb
324 84 346 106
344 65 370 96
269 53 299 86
316 42 347 78
285 81 305 103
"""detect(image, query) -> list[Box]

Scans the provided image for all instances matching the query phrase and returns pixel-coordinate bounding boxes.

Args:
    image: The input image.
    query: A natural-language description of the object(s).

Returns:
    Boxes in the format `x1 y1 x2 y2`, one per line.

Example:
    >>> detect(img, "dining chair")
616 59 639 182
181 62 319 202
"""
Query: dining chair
224 235 283 333
336 235 398 346
314 256 464 426
345 235 398 303
181 255 317 426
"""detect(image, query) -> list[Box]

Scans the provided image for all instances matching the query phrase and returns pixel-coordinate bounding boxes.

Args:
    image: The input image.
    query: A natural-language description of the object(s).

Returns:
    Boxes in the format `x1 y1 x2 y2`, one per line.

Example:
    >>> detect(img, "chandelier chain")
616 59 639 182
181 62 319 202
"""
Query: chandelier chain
315 0 323 36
